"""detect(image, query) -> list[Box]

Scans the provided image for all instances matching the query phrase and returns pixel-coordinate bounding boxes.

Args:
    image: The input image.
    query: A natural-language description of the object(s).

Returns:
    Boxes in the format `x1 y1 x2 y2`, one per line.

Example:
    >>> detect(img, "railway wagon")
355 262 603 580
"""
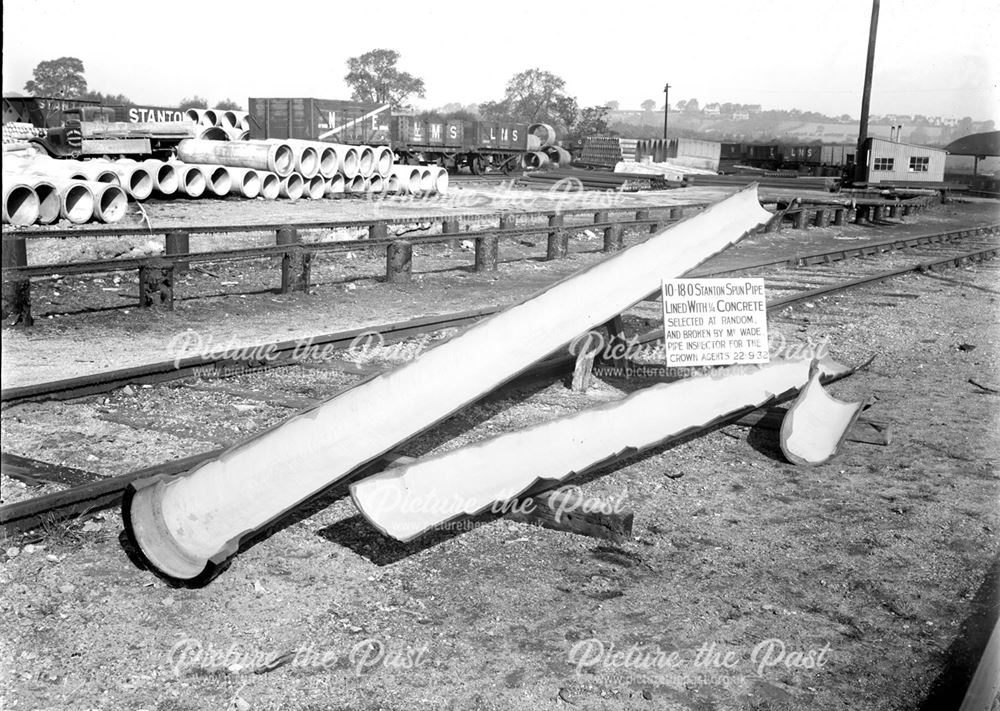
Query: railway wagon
391 119 534 173
248 97 392 145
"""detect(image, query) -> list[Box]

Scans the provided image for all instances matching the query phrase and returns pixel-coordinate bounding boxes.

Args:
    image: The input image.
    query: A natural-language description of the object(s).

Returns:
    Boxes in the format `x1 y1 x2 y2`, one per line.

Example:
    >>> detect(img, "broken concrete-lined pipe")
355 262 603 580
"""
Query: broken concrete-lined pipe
177 139 295 178
121 185 771 585
1 181 39 225
389 165 421 194
780 365 867 466
227 168 261 199
351 356 852 542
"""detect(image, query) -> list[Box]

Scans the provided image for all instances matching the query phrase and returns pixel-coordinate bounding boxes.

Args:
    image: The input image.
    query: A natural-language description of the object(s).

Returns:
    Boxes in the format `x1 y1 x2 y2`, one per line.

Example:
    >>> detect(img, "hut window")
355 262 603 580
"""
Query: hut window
874 157 894 171
909 156 930 172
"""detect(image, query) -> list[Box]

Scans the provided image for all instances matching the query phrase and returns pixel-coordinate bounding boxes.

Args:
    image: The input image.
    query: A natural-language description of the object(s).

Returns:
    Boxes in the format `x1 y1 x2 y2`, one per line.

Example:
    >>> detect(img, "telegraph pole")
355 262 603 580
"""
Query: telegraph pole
855 0 880 182
663 83 671 139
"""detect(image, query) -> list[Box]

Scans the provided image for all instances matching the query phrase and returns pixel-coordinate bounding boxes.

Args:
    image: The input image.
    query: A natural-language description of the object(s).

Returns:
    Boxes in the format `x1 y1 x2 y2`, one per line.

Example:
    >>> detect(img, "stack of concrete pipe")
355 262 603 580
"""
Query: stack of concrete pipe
2 155 129 225
385 164 449 195
185 109 250 140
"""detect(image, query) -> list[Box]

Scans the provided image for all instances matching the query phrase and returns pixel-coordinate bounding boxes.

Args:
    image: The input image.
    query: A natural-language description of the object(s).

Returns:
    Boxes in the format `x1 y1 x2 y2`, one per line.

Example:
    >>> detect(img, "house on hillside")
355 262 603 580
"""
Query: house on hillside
703 103 720 116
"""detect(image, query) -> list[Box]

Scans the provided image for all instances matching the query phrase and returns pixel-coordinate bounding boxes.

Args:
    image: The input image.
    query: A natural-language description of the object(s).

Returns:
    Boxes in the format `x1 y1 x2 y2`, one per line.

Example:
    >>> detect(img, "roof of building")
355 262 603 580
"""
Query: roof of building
867 137 947 153
944 131 1000 157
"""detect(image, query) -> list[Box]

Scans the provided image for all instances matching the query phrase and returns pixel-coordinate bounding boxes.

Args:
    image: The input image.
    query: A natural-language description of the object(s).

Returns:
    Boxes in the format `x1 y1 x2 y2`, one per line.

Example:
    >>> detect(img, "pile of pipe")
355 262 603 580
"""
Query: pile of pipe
517 167 680 192
520 123 565 170
614 160 717 182
176 139 448 198
2 154 130 225
2 122 46 145
185 109 251 141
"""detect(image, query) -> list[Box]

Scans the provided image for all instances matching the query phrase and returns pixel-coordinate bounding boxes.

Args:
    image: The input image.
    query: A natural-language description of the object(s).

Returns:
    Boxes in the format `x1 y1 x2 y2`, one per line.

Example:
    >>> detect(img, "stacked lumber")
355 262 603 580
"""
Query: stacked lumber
684 173 841 191
517 167 680 192
580 136 627 167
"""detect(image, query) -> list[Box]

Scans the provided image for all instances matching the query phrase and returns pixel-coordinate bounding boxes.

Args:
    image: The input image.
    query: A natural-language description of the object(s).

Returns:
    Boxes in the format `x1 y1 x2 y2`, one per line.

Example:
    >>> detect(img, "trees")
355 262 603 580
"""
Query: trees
675 99 688 112
641 99 657 112
606 100 620 111
479 69 578 132
683 98 700 113
24 57 87 97
79 91 133 106
344 49 425 109
564 105 614 147
179 96 209 111
214 98 243 111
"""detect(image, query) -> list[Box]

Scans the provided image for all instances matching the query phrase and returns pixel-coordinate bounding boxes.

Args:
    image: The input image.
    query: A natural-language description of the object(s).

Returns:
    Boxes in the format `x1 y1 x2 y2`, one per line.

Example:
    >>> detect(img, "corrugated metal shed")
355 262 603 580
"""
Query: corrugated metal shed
865 138 946 184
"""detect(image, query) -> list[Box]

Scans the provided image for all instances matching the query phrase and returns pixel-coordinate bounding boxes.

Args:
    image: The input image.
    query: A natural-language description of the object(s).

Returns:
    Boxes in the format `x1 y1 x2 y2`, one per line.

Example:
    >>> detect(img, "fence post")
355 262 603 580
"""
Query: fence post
387 240 413 282
165 231 190 274
139 262 174 309
603 224 623 253
833 208 846 226
442 219 460 249
1 235 31 326
815 209 829 228
475 236 499 272
546 214 566 260
277 226 310 293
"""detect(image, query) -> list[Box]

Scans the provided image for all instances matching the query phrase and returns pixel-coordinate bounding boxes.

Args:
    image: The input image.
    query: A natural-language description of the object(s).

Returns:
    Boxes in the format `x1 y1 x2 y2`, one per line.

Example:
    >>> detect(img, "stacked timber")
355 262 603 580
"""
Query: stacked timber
517 167 679 192
580 136 627 168
684 173 841 191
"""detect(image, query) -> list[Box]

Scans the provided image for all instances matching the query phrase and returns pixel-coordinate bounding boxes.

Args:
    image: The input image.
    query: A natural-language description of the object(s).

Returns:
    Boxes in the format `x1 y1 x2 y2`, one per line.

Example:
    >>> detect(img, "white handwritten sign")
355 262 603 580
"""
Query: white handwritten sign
660 278 769 367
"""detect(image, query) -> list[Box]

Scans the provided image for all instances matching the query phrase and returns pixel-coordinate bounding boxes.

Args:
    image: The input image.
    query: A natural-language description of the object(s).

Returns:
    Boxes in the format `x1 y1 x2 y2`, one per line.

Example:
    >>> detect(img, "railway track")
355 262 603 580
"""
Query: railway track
2 221 997 533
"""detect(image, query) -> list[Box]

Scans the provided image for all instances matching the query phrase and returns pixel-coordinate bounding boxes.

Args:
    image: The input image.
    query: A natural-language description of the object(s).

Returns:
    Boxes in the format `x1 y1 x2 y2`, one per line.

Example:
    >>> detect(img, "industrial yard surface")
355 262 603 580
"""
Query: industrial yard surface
2 193 998 710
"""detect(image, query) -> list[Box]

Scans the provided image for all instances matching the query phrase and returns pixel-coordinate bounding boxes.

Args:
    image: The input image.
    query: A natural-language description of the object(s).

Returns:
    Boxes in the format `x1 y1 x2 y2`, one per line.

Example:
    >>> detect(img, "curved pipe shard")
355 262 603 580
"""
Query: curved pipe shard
779 364 867 466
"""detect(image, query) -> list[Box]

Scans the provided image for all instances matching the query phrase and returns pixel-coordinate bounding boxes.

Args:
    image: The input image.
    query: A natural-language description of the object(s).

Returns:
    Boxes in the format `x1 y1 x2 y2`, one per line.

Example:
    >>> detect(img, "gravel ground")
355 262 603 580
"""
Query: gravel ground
0 196 998 711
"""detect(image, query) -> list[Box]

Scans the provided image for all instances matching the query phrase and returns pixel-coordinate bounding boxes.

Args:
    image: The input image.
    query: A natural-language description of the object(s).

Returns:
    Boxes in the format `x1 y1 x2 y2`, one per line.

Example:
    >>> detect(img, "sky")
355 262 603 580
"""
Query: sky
3 0 998 121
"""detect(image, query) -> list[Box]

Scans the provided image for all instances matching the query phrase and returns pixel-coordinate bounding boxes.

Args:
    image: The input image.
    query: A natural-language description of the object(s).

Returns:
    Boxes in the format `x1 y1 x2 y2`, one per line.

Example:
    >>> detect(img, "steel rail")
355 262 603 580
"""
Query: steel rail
1 243 996 533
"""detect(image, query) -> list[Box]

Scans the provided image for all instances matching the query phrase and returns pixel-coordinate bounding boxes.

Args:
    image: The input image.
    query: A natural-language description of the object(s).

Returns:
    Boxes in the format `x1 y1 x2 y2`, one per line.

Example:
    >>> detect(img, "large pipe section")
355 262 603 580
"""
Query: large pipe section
258 171 280 200
303 174 326 199
199 165 232 197
279 173 304 200
227 168 261 199
389 165 421 194
57 182 95 224
177 139 295 177
356 146 375 178
121 186 772 584
331 145 360 179
174 164 207 197
373 146 393 178
30 180 61 224
2 180 39 225
325 174 345 195
88 182 128 222
142 160 179 196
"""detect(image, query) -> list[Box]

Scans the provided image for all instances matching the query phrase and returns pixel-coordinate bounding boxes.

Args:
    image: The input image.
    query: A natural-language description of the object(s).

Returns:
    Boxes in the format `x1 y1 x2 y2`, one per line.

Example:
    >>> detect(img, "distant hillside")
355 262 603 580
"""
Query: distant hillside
608 109 994 147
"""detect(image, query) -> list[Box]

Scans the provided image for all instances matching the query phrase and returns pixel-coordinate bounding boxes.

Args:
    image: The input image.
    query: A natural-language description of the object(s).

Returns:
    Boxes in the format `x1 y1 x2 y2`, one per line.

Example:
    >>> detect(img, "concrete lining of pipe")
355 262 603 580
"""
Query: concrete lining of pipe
373 146 393 177
356 146 375 178
186 109 203 123
296 146 320 179
345 175 366 193
220 111 239 129
201 109 219 127
143 161 179 195
3 184 39 225
389 165 421 194
325 174 345 195
258 172 280 200
92 184 128 223
335 146 360 179
202 166 232 197
228 168 261 199
318 147 338 179
32 181 61 224
368 175 384 194
418 167 434 192
279 173 304 200
304 174 326 199
119 166 153 200
58 183 95 224
433 167 449 195
385 175 400 193
178 166 207 198
195 126 229 141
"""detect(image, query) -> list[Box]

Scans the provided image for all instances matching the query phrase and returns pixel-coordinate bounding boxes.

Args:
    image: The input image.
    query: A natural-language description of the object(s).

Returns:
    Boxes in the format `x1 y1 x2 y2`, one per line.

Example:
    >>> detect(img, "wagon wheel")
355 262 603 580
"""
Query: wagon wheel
501 154 519 175
469 155 486 175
